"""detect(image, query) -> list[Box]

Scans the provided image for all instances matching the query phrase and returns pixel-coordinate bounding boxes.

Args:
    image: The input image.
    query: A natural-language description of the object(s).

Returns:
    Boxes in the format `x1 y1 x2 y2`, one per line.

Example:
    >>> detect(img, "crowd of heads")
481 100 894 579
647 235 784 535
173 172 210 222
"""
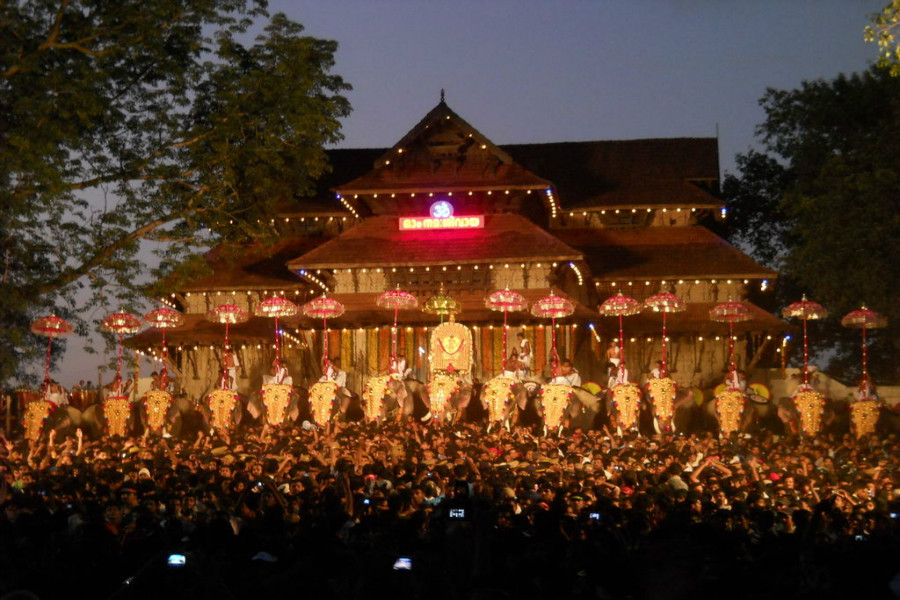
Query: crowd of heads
2 412 899 598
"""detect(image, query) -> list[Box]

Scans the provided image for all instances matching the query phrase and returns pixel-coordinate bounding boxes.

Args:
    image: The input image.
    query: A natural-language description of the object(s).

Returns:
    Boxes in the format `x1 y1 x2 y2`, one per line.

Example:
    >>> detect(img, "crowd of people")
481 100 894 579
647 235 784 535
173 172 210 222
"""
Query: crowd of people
2 408 899 599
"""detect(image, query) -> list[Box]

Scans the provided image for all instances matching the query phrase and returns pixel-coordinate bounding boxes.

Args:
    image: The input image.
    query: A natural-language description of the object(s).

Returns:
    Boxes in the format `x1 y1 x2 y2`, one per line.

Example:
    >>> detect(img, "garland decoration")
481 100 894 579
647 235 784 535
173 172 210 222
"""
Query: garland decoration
207 389 238 431
647 377 675 422
24 400 52 442
261 383 292 426
309 381 339 425
612 383 642 430
715 390 745 436
850 399 880 439
142 390 173 431
792 390 825 436
540 383 574 430
103 396 131 437
428 372 458 416
362 375 391 422
483 376 516 422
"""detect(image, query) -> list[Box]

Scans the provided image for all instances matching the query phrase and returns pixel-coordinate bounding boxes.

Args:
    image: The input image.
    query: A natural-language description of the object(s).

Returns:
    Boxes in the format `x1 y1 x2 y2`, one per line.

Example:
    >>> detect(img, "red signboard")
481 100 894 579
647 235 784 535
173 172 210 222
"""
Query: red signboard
399 215 484 231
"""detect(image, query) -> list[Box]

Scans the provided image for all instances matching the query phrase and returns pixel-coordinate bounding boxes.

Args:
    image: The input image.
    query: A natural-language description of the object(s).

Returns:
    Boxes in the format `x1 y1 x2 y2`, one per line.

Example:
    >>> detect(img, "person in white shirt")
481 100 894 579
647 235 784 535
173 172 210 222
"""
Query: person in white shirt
390 353 411 380
551 360 582 387
273 359 293 386
323 356 347 388
502 351 520 379
516 332 532 378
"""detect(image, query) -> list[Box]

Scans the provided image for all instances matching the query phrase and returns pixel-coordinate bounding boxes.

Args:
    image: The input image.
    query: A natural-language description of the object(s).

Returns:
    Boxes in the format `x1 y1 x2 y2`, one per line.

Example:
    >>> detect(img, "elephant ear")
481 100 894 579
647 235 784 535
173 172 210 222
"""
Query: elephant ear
574 388 601 413
523 381 541 396
65 405 83 426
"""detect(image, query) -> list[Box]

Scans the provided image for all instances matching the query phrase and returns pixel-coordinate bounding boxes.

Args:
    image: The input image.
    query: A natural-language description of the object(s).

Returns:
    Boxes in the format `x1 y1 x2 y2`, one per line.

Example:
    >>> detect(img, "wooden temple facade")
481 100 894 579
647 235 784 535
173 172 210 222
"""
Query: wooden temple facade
130 100 782 399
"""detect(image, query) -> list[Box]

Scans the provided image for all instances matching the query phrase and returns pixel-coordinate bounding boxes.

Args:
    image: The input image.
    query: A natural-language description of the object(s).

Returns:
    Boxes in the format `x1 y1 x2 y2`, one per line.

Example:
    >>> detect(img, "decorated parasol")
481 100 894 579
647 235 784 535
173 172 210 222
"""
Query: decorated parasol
710 300 751 390
100 311 143 394
377 286 419 367
423 286 461 323
301 294 345 367
598 294 642 383
143 307 185 391
254 296 299 363
781 295 828 388
486 288 528 362
207 303 249 389
841 306 887 391
30 314 74 393
531 291 575 376
643 291 686 378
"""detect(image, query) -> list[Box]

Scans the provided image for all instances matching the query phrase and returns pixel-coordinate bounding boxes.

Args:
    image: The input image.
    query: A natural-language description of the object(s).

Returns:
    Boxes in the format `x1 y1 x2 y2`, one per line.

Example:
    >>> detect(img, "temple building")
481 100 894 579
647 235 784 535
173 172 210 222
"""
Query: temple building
130 99 783 398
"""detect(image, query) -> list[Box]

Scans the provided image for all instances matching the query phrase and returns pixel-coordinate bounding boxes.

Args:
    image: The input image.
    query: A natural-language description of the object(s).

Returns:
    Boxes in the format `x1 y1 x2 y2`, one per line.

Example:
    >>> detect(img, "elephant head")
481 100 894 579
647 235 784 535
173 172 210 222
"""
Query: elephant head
255 383 300 427
81 397 140 439
480 376 520 424
202 388 243 433
22 400 81 443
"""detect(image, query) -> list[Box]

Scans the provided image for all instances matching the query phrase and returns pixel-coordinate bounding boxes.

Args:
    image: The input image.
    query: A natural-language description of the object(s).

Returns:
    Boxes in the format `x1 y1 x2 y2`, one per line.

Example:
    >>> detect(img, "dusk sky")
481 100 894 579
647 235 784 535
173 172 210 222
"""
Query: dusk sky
53 0 885 386
273 0 884 175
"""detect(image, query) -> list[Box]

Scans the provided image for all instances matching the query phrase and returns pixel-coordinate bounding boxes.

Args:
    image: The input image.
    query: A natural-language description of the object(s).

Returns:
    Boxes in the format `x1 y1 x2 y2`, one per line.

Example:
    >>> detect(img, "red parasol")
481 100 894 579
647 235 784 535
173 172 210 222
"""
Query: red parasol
207 304 249 389
301 295 345 366
782 295 828 387
710 300 751 390
532 291 575 375
143 307 185 390
377 286 418 367
841 306 887 388
599 294 642 383
486 288 528 362
254 296 299 363
644 292 686 378
30 314 74 392
100 311 142 394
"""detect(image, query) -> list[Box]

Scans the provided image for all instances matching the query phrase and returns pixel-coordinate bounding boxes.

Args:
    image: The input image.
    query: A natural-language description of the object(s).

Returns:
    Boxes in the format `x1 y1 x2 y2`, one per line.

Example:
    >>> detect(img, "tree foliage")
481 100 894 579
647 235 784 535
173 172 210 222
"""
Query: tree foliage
723 67 900 384
0 0 351 384
865 0 900 76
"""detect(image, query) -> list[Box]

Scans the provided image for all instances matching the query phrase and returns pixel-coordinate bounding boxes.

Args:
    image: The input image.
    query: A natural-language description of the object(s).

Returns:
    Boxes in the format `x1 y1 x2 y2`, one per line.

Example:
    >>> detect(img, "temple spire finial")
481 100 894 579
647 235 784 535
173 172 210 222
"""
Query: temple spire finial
440 88 445 104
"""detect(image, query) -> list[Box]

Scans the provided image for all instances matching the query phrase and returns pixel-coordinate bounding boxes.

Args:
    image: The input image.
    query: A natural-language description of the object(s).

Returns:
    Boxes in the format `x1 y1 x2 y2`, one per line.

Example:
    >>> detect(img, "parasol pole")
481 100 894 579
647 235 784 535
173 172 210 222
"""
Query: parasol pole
661 312 669 378
274 315 282 363
160 328 169 390
116 332 125 390
322 317 329 365
220 322 230 390
618 314 626 381
502 309 509 359
802 315 809 386
861 323 868 385
727 318 737 389
393 306 399 362
43 337 53 392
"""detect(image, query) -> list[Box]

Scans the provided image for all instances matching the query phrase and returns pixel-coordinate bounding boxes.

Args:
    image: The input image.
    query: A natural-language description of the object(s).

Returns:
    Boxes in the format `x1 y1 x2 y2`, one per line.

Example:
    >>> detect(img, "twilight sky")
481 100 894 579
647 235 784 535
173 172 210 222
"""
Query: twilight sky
52 0 885 386
271 0 884 175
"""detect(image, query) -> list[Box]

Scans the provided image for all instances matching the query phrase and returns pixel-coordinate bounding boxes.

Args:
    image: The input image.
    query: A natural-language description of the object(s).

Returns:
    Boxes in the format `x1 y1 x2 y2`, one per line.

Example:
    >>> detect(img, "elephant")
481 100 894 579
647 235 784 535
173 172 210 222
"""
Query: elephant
81 398 142 439
606 383 644 434
199 388 246 433
513 380 604 434
22 399 82 443
361 375 415 422
138 391 197 438
645 377 684 434
249 383 301 427
423 373 476 425
479 376 526 429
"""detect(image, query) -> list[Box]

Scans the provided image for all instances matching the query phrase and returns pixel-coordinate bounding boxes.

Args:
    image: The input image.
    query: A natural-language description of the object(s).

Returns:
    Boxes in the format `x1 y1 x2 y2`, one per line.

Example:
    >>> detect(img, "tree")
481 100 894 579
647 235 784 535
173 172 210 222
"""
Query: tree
865 0 900 76
0 1 351 383
723 67 900 384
